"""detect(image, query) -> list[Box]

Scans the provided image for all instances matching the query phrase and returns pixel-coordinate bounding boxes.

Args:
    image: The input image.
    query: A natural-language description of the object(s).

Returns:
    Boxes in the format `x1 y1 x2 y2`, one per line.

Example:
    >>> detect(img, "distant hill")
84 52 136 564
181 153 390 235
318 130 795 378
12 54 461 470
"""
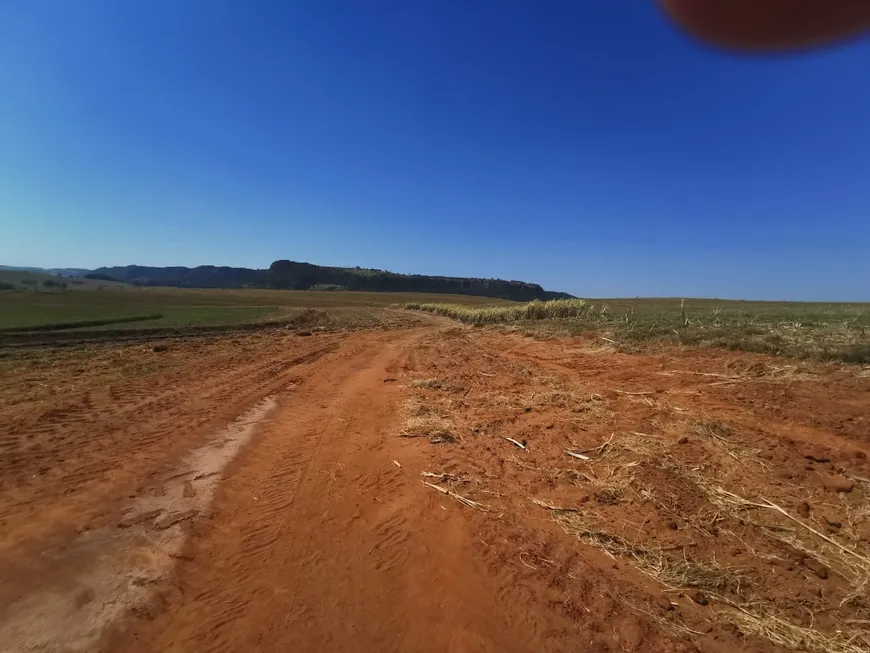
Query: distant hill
0 265 91 277
87 265 263 288
0 268 131 291
90 261 574 301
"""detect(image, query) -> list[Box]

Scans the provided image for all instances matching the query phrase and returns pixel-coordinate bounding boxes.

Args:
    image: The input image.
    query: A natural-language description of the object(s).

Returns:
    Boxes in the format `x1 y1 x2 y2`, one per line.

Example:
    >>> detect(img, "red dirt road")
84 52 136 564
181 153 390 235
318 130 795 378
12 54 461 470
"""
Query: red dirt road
114 329 530 653
2 324 869 652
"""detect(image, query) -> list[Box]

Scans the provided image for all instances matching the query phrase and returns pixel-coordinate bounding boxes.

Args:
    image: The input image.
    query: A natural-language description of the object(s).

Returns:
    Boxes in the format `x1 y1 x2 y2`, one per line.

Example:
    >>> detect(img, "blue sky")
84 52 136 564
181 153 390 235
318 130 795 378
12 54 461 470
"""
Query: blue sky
1 1 868 300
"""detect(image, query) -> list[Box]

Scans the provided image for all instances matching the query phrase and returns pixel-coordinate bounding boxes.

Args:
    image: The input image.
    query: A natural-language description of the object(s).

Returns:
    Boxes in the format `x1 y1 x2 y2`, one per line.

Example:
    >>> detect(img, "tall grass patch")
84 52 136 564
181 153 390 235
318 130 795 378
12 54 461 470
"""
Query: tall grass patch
396 299 587 325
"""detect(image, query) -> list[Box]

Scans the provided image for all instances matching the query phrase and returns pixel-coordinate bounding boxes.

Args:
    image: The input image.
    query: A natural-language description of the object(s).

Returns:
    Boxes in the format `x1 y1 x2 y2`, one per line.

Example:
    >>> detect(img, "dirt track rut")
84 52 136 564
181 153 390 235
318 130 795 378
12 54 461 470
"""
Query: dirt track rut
114 329 528 652
1 328 533 653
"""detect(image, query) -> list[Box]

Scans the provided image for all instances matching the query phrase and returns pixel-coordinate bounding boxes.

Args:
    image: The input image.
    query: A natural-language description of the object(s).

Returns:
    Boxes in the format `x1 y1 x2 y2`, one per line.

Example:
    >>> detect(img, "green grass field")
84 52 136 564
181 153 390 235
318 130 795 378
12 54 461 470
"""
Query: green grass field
0 287 511 331
3 288 868 362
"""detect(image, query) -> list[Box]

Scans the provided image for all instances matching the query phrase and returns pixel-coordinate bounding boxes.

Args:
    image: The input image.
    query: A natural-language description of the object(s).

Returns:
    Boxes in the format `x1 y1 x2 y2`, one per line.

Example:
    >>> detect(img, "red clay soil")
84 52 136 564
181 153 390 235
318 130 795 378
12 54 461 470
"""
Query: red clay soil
1 324 869 652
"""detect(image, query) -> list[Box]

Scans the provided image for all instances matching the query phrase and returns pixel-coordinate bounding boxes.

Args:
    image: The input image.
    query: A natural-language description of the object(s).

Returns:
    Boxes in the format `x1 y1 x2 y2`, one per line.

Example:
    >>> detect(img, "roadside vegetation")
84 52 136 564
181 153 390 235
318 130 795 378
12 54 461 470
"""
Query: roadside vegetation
394 298 587 324
399 298 870 363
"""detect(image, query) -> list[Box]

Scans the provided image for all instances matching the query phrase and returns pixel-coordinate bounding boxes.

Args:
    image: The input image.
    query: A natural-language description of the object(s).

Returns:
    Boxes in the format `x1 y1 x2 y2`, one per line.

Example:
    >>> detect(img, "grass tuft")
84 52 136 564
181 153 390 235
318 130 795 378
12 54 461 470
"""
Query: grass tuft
553 510 747 594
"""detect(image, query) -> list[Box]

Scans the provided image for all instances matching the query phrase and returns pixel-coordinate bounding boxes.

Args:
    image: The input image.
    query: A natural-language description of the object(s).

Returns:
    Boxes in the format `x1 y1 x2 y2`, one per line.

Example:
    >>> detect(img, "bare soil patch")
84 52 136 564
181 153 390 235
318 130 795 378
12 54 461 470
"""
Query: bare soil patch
1 322 868 652
399 328 870 652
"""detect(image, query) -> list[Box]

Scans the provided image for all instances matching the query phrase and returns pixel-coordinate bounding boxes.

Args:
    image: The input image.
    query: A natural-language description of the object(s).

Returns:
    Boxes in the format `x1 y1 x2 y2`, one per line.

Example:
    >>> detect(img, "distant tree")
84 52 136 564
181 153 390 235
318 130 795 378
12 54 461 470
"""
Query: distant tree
42 279 64 288
0 281 15 291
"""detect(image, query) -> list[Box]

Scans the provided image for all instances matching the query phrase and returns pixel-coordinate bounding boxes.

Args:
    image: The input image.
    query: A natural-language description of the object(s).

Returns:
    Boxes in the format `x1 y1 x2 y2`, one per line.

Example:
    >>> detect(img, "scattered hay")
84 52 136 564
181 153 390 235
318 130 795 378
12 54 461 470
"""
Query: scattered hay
543 508 746 594
662 559 746 595
533 423 870 653
404 306 870 653
687 417 765 467
692 418 732 442
408 377 465 393
604 432 668 459
529 497 581 512
722 600 870 653
475 388 612 424
422 480 490 511
536 501 870 652
614 590 708 638
593 487 622 505
409 377 444 389
708 490 870 589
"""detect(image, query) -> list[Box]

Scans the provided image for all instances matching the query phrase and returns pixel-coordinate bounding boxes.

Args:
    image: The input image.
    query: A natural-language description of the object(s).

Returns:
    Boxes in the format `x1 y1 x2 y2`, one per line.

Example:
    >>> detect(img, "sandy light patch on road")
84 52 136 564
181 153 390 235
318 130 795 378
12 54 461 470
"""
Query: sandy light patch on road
0 395 280 652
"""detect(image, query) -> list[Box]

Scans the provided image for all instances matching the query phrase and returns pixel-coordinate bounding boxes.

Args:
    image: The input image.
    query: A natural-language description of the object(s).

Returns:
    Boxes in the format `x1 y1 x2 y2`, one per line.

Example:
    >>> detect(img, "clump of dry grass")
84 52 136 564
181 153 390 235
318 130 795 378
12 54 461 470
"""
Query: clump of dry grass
539 390 611 417
409 378 446 390
593 487 623 505
400 398 454 441
653 466 870 650
549 509 747 594
408 378 461 392
664 559 746 594
686 417 766 468
724 603 870 653
604 432 668 459
692 418 732 441
479 389 613 426
403 415 452 437
540 425 870 652
538 500 870 653
708 488 870 590
396 299 588 325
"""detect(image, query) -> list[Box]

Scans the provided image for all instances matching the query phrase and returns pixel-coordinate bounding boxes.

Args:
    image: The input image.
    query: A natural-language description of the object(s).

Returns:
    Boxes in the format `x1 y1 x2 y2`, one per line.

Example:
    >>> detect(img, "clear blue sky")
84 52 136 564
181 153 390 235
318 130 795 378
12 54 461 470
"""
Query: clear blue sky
2 1 868 300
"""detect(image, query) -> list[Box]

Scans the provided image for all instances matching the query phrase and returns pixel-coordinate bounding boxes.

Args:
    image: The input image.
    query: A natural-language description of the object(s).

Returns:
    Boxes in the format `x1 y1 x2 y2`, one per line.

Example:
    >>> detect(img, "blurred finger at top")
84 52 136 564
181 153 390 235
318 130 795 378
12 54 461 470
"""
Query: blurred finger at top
660 0 870 50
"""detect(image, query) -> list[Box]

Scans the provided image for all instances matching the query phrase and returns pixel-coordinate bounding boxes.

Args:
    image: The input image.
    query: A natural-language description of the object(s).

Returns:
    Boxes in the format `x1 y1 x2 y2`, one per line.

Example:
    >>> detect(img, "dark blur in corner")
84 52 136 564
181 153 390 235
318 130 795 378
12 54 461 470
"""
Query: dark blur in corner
660 0 870 50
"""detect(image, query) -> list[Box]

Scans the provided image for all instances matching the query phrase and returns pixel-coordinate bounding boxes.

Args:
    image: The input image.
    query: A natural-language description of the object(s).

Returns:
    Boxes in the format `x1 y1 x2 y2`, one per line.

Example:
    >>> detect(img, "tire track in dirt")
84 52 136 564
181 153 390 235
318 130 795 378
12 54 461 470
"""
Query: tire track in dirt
0 339 339 557
0 336 347 653
112 329 536 653
0 396 283 653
